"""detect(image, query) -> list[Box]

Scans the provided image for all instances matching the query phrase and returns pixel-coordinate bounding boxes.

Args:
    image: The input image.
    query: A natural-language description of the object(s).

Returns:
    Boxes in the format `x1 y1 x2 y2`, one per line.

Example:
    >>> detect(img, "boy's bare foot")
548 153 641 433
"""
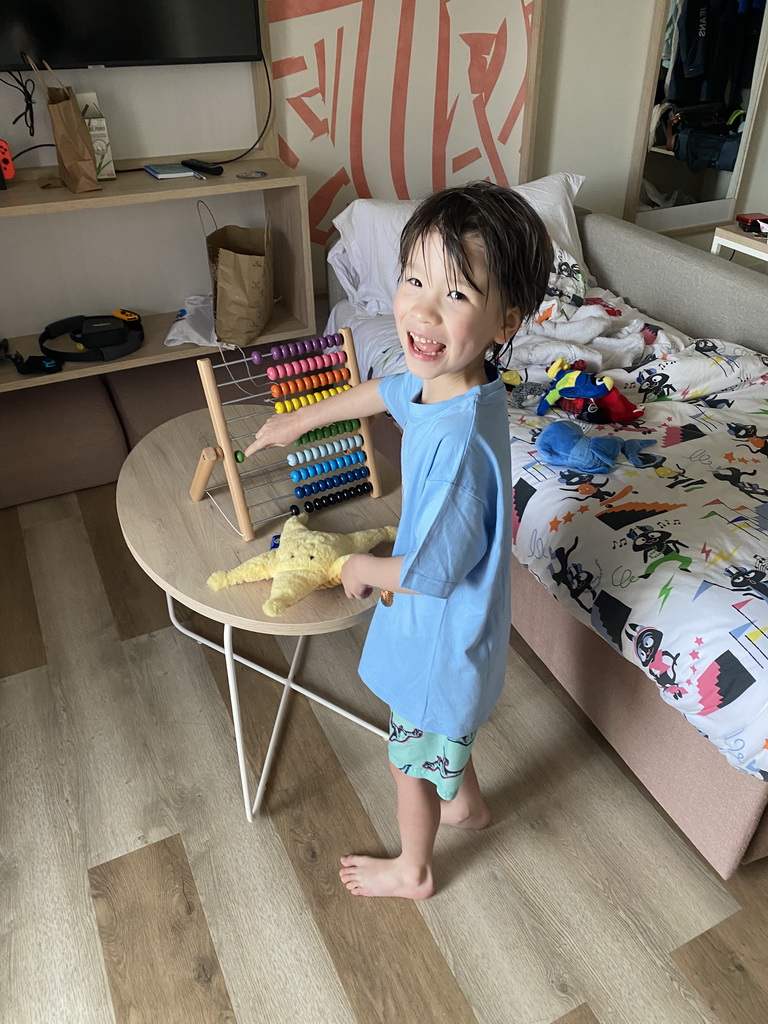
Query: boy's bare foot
339 854 434 899
439 799 491 830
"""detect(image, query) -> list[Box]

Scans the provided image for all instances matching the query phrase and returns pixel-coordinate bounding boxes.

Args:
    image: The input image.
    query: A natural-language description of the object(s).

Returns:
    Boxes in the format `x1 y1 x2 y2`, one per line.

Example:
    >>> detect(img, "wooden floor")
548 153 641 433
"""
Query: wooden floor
2 483 768 1024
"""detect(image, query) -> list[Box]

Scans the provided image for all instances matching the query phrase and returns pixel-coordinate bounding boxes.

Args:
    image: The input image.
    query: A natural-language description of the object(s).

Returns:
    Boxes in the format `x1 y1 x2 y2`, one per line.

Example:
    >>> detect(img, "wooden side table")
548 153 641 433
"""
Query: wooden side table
710 224 768 265
116 407 402 820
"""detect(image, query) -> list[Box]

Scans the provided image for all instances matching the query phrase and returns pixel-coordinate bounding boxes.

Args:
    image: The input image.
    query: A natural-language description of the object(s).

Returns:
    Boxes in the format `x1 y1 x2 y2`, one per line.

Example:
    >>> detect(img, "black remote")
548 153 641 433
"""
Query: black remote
181 159 224 175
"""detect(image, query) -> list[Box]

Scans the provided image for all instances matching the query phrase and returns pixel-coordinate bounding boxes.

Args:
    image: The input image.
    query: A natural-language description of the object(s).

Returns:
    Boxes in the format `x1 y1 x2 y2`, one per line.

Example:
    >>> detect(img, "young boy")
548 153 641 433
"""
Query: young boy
246 181 551 899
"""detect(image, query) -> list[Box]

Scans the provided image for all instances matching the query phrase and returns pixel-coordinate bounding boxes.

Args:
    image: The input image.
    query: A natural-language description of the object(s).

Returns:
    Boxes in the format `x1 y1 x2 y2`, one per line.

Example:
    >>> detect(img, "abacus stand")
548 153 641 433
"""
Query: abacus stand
166 593 388 820
191 327 383 541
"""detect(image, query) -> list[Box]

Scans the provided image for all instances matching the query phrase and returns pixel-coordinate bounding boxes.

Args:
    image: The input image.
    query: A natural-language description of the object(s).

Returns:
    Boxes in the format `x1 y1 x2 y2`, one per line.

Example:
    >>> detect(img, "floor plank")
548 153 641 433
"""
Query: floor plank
89 834 236 1024
0 668 115 1024
671 859 768 1024
553 1006 602 1024
475 647 730 1024
16 492 80 529
202 625 480 1024
0 506 45 677
77 483 169 640
19 502 177 867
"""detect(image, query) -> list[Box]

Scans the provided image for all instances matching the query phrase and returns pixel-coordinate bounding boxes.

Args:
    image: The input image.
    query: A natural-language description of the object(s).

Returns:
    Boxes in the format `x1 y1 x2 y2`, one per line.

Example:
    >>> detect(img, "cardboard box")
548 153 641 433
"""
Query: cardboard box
76 92 116 180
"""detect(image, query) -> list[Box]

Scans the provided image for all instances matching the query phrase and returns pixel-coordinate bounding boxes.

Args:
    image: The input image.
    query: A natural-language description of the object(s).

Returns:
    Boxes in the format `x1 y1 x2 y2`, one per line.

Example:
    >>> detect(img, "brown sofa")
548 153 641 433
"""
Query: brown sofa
2 353 208 510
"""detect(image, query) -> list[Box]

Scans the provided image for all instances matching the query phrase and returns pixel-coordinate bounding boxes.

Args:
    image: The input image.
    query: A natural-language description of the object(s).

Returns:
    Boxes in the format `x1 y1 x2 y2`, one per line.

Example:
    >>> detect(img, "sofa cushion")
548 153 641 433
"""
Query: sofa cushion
1 377 127 509
104 357 208 449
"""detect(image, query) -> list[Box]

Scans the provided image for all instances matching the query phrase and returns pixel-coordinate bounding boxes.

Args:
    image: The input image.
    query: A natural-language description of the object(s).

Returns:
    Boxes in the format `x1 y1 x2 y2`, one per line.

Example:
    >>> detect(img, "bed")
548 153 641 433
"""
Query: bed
324 172 768 879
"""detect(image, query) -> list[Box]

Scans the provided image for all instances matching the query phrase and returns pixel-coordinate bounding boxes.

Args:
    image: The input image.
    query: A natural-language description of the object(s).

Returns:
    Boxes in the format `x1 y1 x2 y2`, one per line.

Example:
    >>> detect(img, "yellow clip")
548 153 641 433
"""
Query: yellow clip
112 309 140 322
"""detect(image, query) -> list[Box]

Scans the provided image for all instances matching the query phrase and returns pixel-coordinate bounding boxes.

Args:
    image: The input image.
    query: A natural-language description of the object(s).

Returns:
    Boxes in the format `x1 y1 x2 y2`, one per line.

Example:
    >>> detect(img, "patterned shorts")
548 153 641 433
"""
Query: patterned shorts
387 709 476 801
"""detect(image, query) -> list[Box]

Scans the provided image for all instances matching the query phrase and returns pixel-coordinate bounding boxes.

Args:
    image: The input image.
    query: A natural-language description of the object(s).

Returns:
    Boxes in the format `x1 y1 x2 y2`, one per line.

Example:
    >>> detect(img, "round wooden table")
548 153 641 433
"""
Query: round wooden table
116 407 402 819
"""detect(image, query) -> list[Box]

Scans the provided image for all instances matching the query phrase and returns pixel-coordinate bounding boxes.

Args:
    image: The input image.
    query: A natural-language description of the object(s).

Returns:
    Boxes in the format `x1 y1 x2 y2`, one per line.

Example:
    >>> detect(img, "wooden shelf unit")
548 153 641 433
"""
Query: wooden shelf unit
0 157 316 393
0 157 299 217
0 304 311 394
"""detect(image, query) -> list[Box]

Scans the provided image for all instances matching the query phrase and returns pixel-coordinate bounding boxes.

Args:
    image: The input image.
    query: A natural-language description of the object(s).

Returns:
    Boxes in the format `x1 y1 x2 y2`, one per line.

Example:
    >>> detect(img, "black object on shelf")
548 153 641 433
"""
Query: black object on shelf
181 159 224 176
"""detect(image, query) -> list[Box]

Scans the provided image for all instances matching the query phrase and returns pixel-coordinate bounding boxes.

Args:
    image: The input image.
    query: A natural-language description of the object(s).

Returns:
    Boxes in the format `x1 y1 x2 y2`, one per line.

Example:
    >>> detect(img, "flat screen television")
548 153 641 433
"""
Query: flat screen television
0 0 264 72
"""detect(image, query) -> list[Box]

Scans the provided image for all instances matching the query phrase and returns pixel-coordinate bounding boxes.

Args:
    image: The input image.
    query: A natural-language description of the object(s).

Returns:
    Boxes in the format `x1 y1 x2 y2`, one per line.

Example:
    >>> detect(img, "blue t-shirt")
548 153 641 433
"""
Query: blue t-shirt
357 370 512 735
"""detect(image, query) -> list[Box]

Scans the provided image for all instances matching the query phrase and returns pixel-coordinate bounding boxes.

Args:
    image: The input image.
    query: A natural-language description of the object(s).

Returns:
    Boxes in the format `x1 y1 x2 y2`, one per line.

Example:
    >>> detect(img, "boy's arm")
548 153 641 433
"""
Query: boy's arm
245 377 387 456
341 554 420 600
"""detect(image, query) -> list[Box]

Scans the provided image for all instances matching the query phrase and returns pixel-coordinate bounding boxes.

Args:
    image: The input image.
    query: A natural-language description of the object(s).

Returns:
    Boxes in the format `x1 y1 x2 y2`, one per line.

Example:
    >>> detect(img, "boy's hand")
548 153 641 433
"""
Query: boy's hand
341 554 374 600
244 414 301 456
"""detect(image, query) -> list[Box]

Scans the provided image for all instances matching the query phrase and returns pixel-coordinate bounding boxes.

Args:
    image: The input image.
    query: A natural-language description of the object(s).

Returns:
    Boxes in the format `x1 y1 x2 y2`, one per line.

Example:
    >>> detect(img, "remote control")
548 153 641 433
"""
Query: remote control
181 159 224 175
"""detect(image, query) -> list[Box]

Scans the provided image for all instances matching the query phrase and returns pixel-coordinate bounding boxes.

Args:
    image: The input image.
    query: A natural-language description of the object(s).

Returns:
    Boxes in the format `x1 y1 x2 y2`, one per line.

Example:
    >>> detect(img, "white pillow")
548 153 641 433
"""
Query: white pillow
327 172 587 315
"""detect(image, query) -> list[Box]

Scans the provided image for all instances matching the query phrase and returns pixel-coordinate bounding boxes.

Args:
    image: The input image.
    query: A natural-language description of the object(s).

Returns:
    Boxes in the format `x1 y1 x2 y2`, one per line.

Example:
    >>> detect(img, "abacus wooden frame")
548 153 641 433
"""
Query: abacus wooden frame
191 327 383 541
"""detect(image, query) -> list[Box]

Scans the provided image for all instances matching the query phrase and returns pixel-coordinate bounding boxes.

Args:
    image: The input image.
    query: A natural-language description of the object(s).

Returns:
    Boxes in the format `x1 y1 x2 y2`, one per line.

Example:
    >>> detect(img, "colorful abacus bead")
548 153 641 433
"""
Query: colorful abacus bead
269 366 350 398
305 484 371 512
294 419 359 445
266 352 346 382
286 433 364 466
274 384 351 414
291 467 369 499
288 451 365 482
268 333 342 363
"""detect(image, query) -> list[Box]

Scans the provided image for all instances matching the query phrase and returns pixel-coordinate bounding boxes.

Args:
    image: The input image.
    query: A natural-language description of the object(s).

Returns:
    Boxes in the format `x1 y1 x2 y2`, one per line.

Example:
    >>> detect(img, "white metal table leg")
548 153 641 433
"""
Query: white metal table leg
223 622 256 821
249 634 306 815
165 593 387 820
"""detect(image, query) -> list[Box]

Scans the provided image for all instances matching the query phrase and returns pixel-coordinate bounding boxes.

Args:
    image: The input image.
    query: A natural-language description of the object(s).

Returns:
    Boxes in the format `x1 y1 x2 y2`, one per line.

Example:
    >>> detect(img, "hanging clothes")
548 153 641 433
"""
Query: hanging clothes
668 0 737 104
668 0 764 106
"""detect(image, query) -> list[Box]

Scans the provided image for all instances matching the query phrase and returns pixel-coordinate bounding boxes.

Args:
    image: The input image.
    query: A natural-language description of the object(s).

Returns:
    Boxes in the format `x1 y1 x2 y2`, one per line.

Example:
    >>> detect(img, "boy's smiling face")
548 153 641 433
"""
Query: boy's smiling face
393 230 520 403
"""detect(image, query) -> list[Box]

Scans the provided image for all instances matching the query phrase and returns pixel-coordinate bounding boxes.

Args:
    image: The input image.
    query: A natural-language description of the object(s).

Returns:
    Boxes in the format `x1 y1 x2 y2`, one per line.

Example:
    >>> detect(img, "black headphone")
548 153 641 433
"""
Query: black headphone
39 313 144 363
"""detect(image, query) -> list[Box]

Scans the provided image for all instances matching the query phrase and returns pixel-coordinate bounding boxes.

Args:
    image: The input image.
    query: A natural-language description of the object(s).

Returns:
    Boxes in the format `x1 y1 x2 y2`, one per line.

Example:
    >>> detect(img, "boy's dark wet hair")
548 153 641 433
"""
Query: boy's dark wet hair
398 180 552 325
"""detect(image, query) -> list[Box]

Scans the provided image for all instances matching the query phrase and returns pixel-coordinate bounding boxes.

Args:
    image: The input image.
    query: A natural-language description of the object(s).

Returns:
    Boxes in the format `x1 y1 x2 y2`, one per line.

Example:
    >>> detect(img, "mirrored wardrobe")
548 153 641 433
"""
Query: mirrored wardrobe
624 0 768 231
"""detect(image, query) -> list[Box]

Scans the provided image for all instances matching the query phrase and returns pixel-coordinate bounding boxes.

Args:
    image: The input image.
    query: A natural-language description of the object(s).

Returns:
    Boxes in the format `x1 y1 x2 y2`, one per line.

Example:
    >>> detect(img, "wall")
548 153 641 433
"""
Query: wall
268 0 537 280
532 1 768 276
0 63 264 337
2 64 258 167
531 0 659 217
3 1 767 338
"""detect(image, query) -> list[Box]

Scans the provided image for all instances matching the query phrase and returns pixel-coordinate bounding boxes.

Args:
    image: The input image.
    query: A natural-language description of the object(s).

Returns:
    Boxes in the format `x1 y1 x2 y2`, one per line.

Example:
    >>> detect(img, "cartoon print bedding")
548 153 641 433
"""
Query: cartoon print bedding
507 257 768 781
511 355 768 781
325 247 768 779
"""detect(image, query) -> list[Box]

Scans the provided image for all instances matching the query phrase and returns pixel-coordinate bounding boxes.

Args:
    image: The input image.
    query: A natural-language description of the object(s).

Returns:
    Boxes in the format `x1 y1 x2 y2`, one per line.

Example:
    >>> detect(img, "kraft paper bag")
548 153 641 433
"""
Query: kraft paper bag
47 84 102 193
205 220 273 346
28 59 101 194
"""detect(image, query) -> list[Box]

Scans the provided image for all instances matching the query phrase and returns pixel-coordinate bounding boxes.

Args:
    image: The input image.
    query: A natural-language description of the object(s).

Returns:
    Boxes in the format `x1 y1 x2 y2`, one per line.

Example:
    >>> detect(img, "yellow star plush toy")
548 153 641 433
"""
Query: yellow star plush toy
207 512 398 617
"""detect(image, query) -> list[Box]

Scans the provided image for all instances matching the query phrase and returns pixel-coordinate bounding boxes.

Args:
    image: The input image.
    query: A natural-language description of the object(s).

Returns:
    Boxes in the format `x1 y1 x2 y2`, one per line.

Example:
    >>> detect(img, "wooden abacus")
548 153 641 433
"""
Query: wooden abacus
190 327 383 541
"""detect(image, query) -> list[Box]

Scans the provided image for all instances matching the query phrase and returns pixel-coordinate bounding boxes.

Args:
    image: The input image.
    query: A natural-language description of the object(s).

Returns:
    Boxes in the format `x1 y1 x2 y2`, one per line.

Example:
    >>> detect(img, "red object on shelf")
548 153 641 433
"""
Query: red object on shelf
736 212 768 234
0 139 15 181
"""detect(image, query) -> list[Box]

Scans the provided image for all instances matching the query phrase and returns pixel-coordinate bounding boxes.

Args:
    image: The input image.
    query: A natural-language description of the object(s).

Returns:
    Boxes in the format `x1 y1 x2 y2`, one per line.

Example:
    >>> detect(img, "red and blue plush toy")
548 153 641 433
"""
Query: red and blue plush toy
536 358 642 424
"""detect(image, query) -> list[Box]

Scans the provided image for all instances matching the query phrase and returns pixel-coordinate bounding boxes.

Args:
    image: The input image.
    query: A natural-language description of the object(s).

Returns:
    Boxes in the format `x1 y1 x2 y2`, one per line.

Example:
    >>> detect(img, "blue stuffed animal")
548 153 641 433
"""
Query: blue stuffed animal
536 419 656 473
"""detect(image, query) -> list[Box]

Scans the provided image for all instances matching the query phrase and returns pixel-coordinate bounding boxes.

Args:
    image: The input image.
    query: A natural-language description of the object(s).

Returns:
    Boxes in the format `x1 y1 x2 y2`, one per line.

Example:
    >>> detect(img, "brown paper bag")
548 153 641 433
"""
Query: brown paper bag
205 218 273 346
28 59 101 194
